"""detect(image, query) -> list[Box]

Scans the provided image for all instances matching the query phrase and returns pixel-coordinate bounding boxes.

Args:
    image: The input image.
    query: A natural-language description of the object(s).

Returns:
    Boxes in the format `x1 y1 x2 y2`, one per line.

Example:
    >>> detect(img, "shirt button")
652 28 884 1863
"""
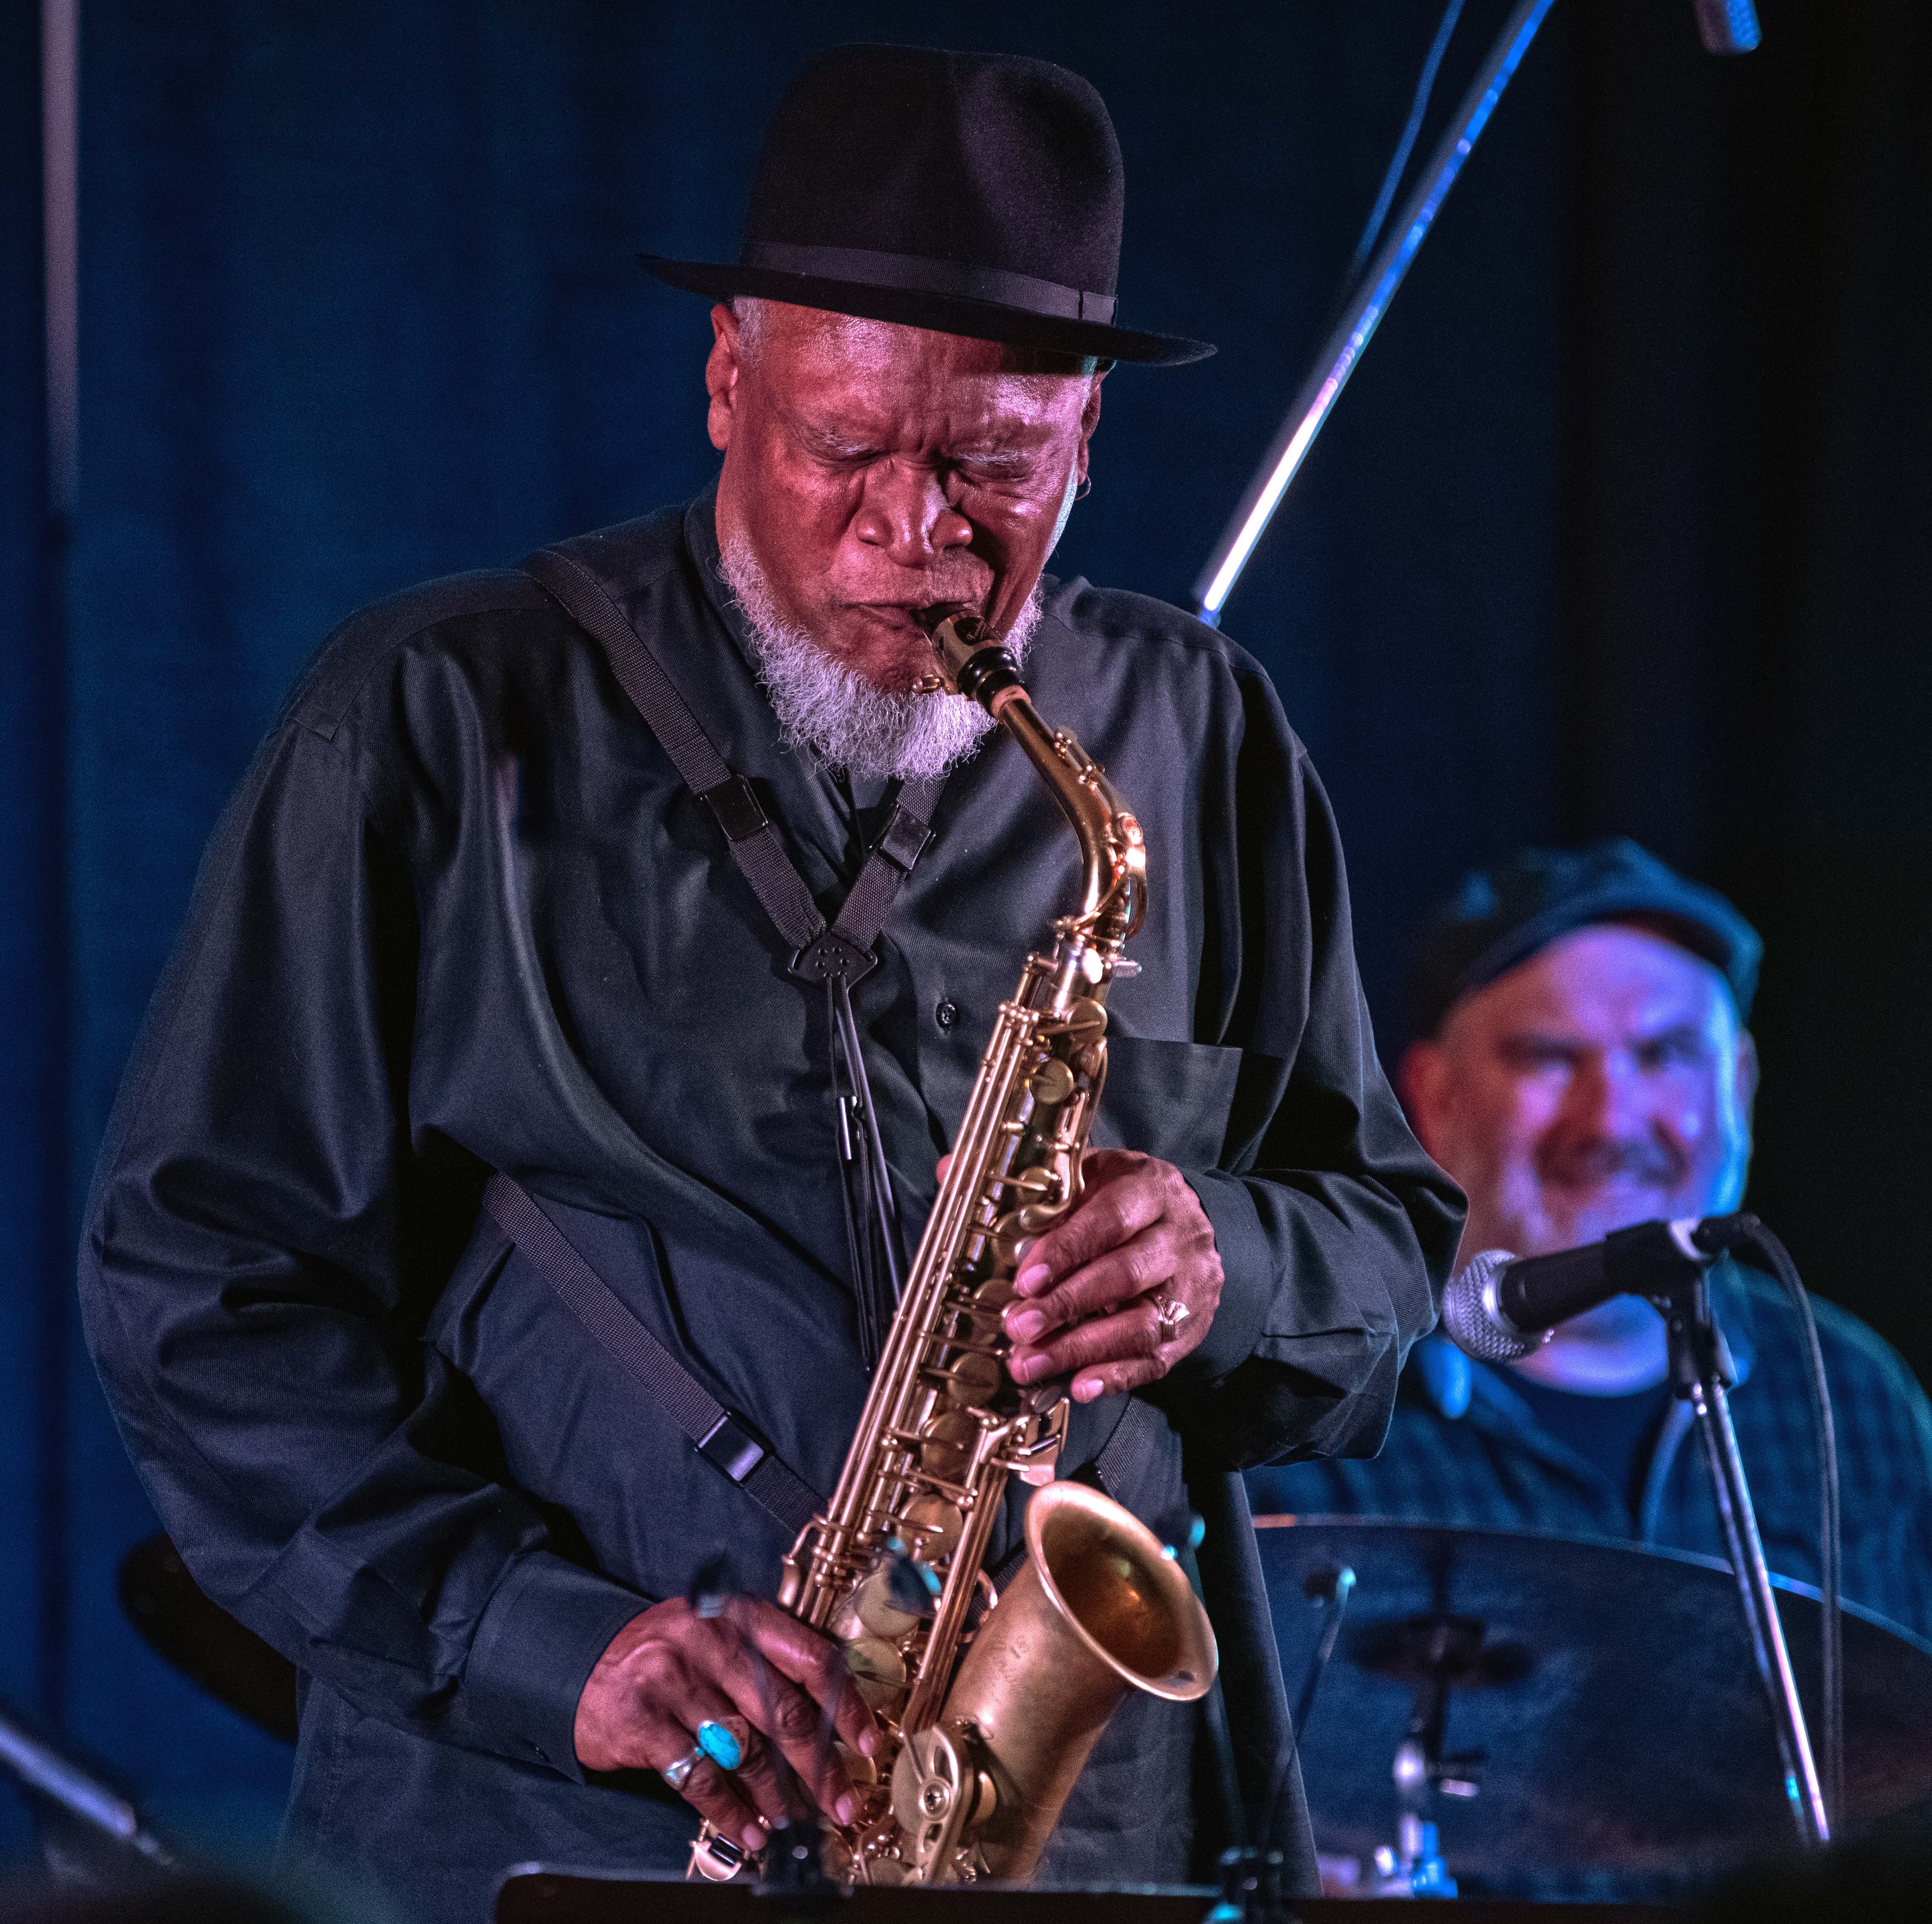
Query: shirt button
935 999 959 1030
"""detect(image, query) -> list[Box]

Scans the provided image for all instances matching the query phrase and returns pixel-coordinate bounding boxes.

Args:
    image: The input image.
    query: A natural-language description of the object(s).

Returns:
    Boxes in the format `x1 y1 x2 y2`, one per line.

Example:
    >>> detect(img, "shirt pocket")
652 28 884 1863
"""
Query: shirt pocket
1089 1035 1243 1170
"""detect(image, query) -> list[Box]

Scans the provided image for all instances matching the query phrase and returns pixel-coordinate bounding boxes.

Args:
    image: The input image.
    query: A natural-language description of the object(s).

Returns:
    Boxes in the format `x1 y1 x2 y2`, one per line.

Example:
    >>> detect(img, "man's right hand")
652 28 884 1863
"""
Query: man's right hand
573 1596 881 1853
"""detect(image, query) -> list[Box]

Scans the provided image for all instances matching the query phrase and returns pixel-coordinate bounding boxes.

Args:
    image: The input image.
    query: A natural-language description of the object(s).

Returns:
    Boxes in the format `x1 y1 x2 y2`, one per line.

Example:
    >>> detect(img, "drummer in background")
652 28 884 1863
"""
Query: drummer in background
1248 840 1932 1639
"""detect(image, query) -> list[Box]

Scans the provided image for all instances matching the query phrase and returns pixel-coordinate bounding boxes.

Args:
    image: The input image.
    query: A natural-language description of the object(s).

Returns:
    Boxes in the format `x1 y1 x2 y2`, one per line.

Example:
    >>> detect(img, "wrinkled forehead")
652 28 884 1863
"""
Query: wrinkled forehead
755 305 1095 425
1454 923 1740 1044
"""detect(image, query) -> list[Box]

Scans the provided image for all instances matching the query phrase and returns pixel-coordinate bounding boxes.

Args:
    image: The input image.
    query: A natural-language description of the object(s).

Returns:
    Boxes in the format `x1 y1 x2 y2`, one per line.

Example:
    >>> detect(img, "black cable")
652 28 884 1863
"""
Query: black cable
1347 0 1468 288
831 974 905 1301
1179 1539 1249 1858
1262 1566 1355 1859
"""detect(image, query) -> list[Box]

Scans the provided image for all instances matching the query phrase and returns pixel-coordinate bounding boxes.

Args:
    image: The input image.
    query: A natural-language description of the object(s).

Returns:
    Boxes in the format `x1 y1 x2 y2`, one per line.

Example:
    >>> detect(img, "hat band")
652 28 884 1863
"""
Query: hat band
740 241 1117 325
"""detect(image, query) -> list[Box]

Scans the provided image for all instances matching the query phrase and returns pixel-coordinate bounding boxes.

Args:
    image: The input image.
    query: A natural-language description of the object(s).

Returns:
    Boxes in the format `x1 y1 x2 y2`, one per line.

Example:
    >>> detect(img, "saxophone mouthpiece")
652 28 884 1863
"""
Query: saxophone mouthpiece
916 604 1026 715
910 601 981 638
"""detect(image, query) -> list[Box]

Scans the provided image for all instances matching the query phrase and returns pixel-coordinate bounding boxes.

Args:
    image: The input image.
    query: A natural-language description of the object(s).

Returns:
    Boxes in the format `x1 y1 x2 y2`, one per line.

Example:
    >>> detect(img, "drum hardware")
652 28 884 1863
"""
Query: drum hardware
1357 1611 1524 1897
1252 1519 1932 1898
0 1693 174 1869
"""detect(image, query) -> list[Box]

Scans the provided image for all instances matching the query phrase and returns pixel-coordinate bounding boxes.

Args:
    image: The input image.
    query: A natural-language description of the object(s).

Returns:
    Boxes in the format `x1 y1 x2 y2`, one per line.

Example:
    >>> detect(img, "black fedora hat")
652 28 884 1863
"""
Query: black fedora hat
639 44 1214 368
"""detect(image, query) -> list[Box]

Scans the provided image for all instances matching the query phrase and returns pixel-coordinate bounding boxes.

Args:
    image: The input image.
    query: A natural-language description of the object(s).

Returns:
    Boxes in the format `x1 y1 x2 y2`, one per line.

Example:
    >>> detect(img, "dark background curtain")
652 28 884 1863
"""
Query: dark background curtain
2 0 1925 1859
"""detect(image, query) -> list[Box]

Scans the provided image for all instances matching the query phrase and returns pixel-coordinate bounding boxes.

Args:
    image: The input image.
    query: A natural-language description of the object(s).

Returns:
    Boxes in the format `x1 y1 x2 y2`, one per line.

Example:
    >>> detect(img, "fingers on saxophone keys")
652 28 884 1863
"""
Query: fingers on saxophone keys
712 1721 795 1833
1015 1156 1157 1294
726 1639 861 1825
749 1602 882 1764
1010 1295 1170 1396
1006 1236 1170 1374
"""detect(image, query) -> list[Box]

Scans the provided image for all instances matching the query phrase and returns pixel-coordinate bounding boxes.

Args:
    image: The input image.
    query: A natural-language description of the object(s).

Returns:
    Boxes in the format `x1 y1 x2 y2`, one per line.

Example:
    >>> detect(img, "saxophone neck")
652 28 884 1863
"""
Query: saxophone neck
918 605 1147 948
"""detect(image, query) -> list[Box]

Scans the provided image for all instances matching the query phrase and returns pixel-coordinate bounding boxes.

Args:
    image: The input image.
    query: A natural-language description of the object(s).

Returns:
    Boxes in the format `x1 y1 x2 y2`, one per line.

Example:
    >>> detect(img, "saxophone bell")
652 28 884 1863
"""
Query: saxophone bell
894 1478 1217 1883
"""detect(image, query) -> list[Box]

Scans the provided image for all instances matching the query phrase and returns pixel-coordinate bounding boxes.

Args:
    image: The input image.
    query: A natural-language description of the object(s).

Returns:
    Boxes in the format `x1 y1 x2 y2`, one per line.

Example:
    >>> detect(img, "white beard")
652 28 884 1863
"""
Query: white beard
717 533 1040 782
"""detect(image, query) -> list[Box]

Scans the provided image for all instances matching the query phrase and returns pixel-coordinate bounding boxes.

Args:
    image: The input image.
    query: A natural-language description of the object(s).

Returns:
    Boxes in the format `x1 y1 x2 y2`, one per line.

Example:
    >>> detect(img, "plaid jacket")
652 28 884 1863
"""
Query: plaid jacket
1246 1262 1932 1640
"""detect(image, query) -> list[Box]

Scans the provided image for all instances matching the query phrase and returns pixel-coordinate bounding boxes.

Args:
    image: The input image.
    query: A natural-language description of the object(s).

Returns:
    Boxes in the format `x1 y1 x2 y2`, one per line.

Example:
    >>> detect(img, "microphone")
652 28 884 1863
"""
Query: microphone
1692 0 1761 55
1441 1214 1750 1362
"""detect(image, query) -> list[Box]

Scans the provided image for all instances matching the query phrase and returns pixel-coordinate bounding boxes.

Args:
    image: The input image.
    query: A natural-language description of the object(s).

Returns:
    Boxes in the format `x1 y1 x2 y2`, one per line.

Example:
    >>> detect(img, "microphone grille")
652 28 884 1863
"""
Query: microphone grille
1440 1250 1541 1363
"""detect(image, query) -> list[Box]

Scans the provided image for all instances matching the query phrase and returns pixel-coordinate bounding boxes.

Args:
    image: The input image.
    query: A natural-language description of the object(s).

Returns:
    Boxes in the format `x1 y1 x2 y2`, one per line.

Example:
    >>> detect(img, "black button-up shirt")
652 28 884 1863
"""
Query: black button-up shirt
81 491 1460 1919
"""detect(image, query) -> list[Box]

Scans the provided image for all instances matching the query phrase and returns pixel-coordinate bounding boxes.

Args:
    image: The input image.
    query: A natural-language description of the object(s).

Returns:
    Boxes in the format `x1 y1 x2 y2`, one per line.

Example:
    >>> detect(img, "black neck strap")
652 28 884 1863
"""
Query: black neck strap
520 542 946 1362
519 545 944 976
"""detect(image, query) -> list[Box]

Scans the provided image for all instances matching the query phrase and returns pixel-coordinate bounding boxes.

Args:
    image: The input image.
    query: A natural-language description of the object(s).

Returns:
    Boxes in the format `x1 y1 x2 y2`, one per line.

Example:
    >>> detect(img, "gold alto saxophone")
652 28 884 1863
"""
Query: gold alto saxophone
691 605 1217 1886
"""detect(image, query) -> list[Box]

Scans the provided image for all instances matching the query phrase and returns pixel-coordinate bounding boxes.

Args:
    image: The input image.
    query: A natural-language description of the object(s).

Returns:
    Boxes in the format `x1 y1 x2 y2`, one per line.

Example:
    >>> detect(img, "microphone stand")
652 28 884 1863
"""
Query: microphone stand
1191 0 1559 624
0 1695 175 1869
1657 1268 1830 1846
1192 0 1761 621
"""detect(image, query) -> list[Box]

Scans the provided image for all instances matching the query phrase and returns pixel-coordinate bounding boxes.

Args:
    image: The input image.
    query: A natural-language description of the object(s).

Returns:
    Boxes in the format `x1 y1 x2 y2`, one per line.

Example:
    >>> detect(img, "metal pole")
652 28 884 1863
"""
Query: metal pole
37 0 79 1733
42 0 79 529
1688 1377 1830 1844
0 1699 173 1865
1192 0 1557 625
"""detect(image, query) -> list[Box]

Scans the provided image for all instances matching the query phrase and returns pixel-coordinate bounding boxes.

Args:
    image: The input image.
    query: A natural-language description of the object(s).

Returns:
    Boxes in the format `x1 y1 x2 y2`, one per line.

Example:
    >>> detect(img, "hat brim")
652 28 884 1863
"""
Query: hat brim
1432 887 1763 1035
638 255 1214 366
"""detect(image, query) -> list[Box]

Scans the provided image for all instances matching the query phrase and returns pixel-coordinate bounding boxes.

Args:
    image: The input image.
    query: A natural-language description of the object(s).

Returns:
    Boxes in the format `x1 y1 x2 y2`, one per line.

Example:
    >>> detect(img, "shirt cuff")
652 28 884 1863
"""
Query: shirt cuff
464 1551 650 1779
1177 1167 1274 1383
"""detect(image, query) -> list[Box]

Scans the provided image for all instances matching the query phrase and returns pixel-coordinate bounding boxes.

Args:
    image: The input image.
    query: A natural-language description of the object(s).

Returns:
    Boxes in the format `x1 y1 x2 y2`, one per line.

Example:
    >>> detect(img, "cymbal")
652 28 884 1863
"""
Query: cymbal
118 1533 299 1744
1252 1517 1932 1892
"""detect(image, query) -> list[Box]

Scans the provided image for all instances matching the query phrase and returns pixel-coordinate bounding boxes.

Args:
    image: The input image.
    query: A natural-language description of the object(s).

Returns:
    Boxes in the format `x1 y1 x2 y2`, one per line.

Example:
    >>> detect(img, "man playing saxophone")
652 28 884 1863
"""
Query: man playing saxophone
79 46 1461 1924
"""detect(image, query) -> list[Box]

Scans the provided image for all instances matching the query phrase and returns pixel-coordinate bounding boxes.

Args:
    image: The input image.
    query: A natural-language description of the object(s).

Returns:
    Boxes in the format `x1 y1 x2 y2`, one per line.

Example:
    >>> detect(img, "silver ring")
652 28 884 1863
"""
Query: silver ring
1151 1290 1190 1343
663 1743 706 1793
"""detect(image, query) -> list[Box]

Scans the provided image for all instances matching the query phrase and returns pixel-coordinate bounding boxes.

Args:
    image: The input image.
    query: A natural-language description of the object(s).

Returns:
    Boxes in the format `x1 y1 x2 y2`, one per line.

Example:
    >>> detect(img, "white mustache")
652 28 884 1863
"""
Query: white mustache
717 534 1040 781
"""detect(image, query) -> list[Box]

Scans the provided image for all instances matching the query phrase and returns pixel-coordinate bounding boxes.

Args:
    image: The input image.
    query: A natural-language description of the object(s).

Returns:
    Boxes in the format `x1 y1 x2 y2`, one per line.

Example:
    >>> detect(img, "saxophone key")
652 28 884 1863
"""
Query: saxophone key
837 1741 880 1790
899 1492 965 1559
917 1409 980 1483
1054 995 1108 1047
1016 1200 1069 1235
843 1634 908 1710
1027 1057 1075 1107
853 1568 921 1641
942 1303 1000 1342
990 1165 1055 1205
989 1214 1035 1269
931 1350 1001 1406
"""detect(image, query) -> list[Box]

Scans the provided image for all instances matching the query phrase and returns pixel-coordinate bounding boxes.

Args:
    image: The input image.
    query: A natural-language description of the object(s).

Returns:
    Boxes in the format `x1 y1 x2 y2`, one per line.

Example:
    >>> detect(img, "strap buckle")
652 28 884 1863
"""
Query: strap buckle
875 805 935 873
697 775 770 845
789 930 878 985
696 1410 770 1486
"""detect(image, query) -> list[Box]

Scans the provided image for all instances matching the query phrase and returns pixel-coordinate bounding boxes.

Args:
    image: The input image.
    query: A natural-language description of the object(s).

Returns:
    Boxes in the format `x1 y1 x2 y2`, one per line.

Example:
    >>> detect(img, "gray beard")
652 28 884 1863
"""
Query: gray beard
717 533 1039 782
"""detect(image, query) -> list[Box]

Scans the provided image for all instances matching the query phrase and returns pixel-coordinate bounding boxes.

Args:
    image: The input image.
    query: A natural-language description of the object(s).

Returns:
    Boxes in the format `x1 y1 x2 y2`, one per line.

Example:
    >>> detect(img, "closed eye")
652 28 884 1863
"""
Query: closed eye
952 451 1037 482
800 434 879 465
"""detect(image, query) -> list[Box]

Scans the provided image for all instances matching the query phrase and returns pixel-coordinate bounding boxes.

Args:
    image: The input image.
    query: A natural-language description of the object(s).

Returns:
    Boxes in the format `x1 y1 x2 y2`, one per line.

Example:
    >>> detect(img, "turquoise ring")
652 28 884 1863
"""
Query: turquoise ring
696 1720 744 1771
663 1719 743 1792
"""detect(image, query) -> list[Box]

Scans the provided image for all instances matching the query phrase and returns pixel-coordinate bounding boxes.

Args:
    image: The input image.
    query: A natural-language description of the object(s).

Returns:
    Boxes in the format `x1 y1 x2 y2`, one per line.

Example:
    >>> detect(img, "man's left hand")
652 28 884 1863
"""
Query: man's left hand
997 1149 1222 1403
